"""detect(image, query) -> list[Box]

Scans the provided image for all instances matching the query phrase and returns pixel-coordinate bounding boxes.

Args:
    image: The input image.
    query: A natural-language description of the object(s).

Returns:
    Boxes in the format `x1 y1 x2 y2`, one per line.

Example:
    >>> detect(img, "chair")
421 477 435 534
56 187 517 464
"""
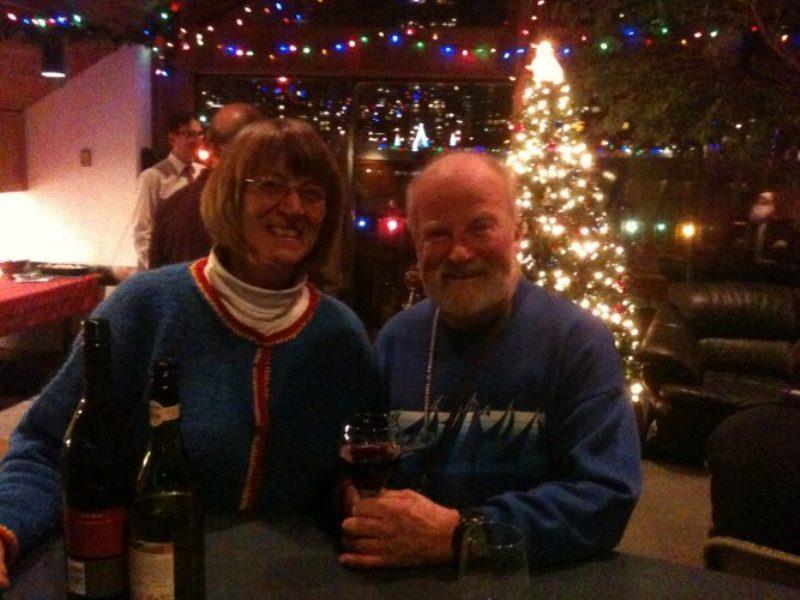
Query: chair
637 282 800 462
704 536 800 589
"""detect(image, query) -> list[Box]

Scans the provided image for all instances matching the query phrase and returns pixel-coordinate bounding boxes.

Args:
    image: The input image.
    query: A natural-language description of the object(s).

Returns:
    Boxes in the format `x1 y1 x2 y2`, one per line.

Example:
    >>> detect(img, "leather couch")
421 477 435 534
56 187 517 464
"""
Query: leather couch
637 282 799 462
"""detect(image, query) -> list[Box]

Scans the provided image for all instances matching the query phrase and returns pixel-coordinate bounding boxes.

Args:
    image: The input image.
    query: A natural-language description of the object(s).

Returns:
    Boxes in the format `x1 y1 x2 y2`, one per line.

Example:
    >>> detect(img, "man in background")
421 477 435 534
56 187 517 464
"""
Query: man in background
149 103 261 269
720 190 800 285
340 152 641 569
133 111 204 269
745 191 797 264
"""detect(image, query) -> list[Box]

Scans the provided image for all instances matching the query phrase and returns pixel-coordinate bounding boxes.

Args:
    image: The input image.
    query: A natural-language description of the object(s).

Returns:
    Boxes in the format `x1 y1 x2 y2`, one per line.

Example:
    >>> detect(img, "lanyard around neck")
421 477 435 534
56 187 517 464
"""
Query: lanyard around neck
423 309 441 421
422 307 507 420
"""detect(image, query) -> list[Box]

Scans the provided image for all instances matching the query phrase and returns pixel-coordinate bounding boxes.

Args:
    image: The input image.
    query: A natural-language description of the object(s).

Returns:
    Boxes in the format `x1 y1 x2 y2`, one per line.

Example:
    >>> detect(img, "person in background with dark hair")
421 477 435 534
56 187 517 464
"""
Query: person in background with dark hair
133 111 205 270
706 403 800 555
0 118 382 589
149 103 262 269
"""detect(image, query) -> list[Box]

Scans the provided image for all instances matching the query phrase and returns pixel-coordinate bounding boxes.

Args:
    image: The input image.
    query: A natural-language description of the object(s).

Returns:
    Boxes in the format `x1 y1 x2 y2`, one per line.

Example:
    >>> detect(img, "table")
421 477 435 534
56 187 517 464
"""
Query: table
6 515 797 599
0 275 102 339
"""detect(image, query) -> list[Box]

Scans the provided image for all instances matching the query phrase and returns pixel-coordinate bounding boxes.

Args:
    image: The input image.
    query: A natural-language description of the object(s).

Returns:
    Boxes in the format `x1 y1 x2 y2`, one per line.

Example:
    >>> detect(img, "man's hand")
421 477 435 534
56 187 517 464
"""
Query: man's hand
0 540 10 589
339 479 361 517
339 489 460 569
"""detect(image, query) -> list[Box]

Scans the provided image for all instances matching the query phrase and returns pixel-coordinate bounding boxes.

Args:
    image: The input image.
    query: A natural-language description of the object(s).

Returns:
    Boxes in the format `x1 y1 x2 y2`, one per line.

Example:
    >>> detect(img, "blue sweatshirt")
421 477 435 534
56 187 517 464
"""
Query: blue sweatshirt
375 279 641 566
0 260 382 556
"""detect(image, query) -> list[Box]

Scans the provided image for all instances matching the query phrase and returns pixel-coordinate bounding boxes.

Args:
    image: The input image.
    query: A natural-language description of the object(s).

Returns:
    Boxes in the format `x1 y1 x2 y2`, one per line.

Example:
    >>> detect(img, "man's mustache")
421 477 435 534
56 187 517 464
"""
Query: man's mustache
437 262 491 279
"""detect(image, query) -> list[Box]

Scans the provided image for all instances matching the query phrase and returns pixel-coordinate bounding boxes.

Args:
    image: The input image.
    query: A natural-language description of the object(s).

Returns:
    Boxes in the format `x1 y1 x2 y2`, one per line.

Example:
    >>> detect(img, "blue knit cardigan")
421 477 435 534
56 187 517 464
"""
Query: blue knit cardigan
0 259 383 557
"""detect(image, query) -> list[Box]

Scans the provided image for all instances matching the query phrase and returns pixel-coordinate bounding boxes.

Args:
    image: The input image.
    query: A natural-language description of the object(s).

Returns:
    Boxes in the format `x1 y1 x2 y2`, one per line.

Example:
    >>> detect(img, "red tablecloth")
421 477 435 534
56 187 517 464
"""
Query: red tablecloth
0 275 102 338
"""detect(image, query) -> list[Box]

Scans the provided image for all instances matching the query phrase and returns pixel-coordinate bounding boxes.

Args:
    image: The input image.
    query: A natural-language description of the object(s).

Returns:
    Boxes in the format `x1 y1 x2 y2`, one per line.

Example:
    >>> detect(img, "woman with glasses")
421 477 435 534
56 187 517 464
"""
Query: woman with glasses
0 119 383 587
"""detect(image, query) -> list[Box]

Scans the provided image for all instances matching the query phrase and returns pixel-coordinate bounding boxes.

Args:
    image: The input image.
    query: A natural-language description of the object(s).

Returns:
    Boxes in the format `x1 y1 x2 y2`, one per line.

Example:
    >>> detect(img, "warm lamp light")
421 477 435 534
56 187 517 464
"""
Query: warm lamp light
529 41 564 84
622 219 640 235
679 222 697 240
41 38 66 79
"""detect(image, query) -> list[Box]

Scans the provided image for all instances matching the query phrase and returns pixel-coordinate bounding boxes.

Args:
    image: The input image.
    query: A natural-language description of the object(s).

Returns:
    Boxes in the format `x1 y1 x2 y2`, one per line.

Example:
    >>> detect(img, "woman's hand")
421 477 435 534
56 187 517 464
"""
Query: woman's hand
0 540 10 589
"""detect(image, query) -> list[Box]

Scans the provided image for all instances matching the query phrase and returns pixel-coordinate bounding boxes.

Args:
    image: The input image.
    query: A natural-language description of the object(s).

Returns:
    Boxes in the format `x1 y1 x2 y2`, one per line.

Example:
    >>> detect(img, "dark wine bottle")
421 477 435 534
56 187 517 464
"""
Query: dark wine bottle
61 318 131 600
129 359 205 600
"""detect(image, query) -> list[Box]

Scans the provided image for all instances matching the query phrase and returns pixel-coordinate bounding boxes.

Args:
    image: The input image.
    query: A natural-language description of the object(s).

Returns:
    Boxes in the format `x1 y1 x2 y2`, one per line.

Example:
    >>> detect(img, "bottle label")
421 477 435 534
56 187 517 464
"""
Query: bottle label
64 506 127 558
130 540 175 600
149 401 180 427
67 555 127 597
67 558 86 596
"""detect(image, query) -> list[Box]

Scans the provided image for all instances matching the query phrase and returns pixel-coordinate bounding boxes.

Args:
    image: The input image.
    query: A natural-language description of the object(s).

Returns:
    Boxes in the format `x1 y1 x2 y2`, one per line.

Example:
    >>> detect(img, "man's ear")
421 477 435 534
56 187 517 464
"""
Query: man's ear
514 216 524 242
412 231 423 255
167 132 178 149
408 219 422 254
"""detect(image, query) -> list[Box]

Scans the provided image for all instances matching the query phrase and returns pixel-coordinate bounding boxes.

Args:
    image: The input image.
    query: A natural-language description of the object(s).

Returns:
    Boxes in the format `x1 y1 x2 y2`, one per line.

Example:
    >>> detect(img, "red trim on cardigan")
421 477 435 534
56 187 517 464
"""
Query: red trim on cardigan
189 257 320 345
189 257 320 510
240 346 272 510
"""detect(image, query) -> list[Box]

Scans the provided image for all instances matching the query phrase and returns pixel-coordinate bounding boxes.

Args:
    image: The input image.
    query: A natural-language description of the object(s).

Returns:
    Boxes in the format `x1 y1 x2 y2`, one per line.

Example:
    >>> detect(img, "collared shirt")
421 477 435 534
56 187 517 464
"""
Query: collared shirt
133 153 204 269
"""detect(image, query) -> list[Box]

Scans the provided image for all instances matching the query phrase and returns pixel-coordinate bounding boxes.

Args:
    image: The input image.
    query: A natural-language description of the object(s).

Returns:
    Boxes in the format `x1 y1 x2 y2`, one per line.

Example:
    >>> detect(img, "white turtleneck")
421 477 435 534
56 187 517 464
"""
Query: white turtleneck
203 248 310 336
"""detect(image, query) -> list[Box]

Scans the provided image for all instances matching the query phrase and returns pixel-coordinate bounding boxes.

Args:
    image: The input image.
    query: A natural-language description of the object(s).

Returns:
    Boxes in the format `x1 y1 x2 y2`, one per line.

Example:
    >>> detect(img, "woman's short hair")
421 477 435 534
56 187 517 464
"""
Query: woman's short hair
201 118 345 269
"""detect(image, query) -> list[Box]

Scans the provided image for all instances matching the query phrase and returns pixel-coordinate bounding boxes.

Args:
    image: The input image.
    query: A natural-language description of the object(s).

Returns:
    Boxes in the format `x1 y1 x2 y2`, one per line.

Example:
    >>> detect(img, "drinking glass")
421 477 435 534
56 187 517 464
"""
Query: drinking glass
458 521 530 600
339 413 400 498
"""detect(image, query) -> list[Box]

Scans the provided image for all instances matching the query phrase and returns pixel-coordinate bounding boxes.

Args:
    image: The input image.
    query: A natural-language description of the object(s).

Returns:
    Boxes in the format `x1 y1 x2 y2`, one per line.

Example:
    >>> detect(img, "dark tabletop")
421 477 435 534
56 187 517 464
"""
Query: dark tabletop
6 514 798 599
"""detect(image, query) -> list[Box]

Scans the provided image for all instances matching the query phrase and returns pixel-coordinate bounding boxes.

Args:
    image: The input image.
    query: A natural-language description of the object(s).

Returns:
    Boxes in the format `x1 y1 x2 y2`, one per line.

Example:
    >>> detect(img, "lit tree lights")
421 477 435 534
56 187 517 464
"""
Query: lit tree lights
507 41 643 403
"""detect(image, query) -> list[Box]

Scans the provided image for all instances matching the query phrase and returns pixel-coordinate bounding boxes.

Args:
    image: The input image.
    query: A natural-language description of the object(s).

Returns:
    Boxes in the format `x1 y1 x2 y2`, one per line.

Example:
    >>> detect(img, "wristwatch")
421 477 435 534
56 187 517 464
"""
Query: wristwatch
451 507 487 560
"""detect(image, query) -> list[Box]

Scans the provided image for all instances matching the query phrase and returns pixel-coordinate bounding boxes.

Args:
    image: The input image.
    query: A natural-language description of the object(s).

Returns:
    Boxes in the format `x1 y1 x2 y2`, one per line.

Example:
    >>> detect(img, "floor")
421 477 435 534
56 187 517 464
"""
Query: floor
619 458 711 567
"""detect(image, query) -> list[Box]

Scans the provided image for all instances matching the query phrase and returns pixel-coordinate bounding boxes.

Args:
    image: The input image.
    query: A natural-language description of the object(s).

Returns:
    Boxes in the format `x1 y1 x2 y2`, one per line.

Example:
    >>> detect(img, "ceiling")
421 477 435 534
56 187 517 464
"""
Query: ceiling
0 0 525 112
0 0 147 111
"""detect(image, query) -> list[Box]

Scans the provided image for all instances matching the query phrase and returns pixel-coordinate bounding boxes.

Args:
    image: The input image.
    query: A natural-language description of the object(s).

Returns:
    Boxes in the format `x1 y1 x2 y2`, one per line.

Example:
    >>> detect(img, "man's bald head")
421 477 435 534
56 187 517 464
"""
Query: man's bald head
405 151 522 329
206 103 262 151
406 152 519 234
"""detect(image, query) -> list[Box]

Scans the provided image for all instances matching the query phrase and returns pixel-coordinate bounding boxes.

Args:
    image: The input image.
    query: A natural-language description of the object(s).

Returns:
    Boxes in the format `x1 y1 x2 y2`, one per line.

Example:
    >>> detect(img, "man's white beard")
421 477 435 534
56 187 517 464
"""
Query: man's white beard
424 262 517 327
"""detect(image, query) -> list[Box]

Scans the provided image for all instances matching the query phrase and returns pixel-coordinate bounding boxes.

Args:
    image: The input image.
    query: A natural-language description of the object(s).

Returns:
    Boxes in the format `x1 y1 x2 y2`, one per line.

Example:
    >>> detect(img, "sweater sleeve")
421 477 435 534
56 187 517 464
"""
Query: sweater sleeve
481 318 642 566
133 168 162 270
323 297 387 415
0 341 85 556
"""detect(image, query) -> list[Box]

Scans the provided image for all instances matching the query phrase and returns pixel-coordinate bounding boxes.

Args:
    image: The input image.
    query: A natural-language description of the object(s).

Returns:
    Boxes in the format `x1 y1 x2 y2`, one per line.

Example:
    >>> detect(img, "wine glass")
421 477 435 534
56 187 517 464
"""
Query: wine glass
339 413 400 498
458 521 530 600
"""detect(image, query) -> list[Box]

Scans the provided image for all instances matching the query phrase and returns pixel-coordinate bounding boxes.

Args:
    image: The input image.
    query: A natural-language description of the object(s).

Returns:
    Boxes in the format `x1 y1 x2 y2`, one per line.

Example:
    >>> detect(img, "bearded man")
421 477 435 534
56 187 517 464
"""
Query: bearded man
340 152 641 569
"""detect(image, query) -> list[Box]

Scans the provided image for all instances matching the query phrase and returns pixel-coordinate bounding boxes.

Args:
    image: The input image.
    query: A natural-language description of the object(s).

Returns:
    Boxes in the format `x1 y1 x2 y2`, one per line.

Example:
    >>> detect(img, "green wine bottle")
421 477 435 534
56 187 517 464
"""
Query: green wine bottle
129 359 205 600
62 318 131 600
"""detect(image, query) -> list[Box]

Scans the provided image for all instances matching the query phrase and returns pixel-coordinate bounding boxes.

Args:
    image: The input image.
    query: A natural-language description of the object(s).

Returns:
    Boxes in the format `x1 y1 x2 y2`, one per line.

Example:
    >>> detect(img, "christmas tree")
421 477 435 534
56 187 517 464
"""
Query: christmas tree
507 41 643 403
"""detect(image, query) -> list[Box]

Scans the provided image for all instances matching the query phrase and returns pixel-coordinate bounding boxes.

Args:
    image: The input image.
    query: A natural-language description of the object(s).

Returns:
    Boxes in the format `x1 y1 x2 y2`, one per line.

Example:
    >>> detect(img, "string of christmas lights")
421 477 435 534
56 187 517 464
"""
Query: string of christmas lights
507 41 644 403
4 1 796 78
136 0 799 75
522 24 800 58
524 0 800 55
1 8 85 32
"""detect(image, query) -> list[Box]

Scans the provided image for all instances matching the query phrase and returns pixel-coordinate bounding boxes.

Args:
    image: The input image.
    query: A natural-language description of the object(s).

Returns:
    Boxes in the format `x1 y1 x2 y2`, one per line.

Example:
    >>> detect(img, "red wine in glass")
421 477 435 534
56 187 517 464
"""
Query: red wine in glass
340 442 400 497
340 413 400 497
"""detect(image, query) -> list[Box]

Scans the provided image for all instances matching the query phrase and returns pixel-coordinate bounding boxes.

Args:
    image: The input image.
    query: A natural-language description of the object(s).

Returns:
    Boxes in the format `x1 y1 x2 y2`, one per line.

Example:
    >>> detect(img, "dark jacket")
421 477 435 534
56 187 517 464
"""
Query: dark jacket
149 169 212 269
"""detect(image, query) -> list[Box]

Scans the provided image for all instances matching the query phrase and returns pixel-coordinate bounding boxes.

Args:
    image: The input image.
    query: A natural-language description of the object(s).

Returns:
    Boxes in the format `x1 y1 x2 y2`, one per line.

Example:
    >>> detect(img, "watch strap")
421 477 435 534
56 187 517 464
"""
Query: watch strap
451 507 487 560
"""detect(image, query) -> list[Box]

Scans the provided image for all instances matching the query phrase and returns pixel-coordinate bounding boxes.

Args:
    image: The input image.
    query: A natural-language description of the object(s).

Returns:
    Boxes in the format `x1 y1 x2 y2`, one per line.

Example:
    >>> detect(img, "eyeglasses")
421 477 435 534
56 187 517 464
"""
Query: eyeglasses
244 176 326 205
177 129 204 140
